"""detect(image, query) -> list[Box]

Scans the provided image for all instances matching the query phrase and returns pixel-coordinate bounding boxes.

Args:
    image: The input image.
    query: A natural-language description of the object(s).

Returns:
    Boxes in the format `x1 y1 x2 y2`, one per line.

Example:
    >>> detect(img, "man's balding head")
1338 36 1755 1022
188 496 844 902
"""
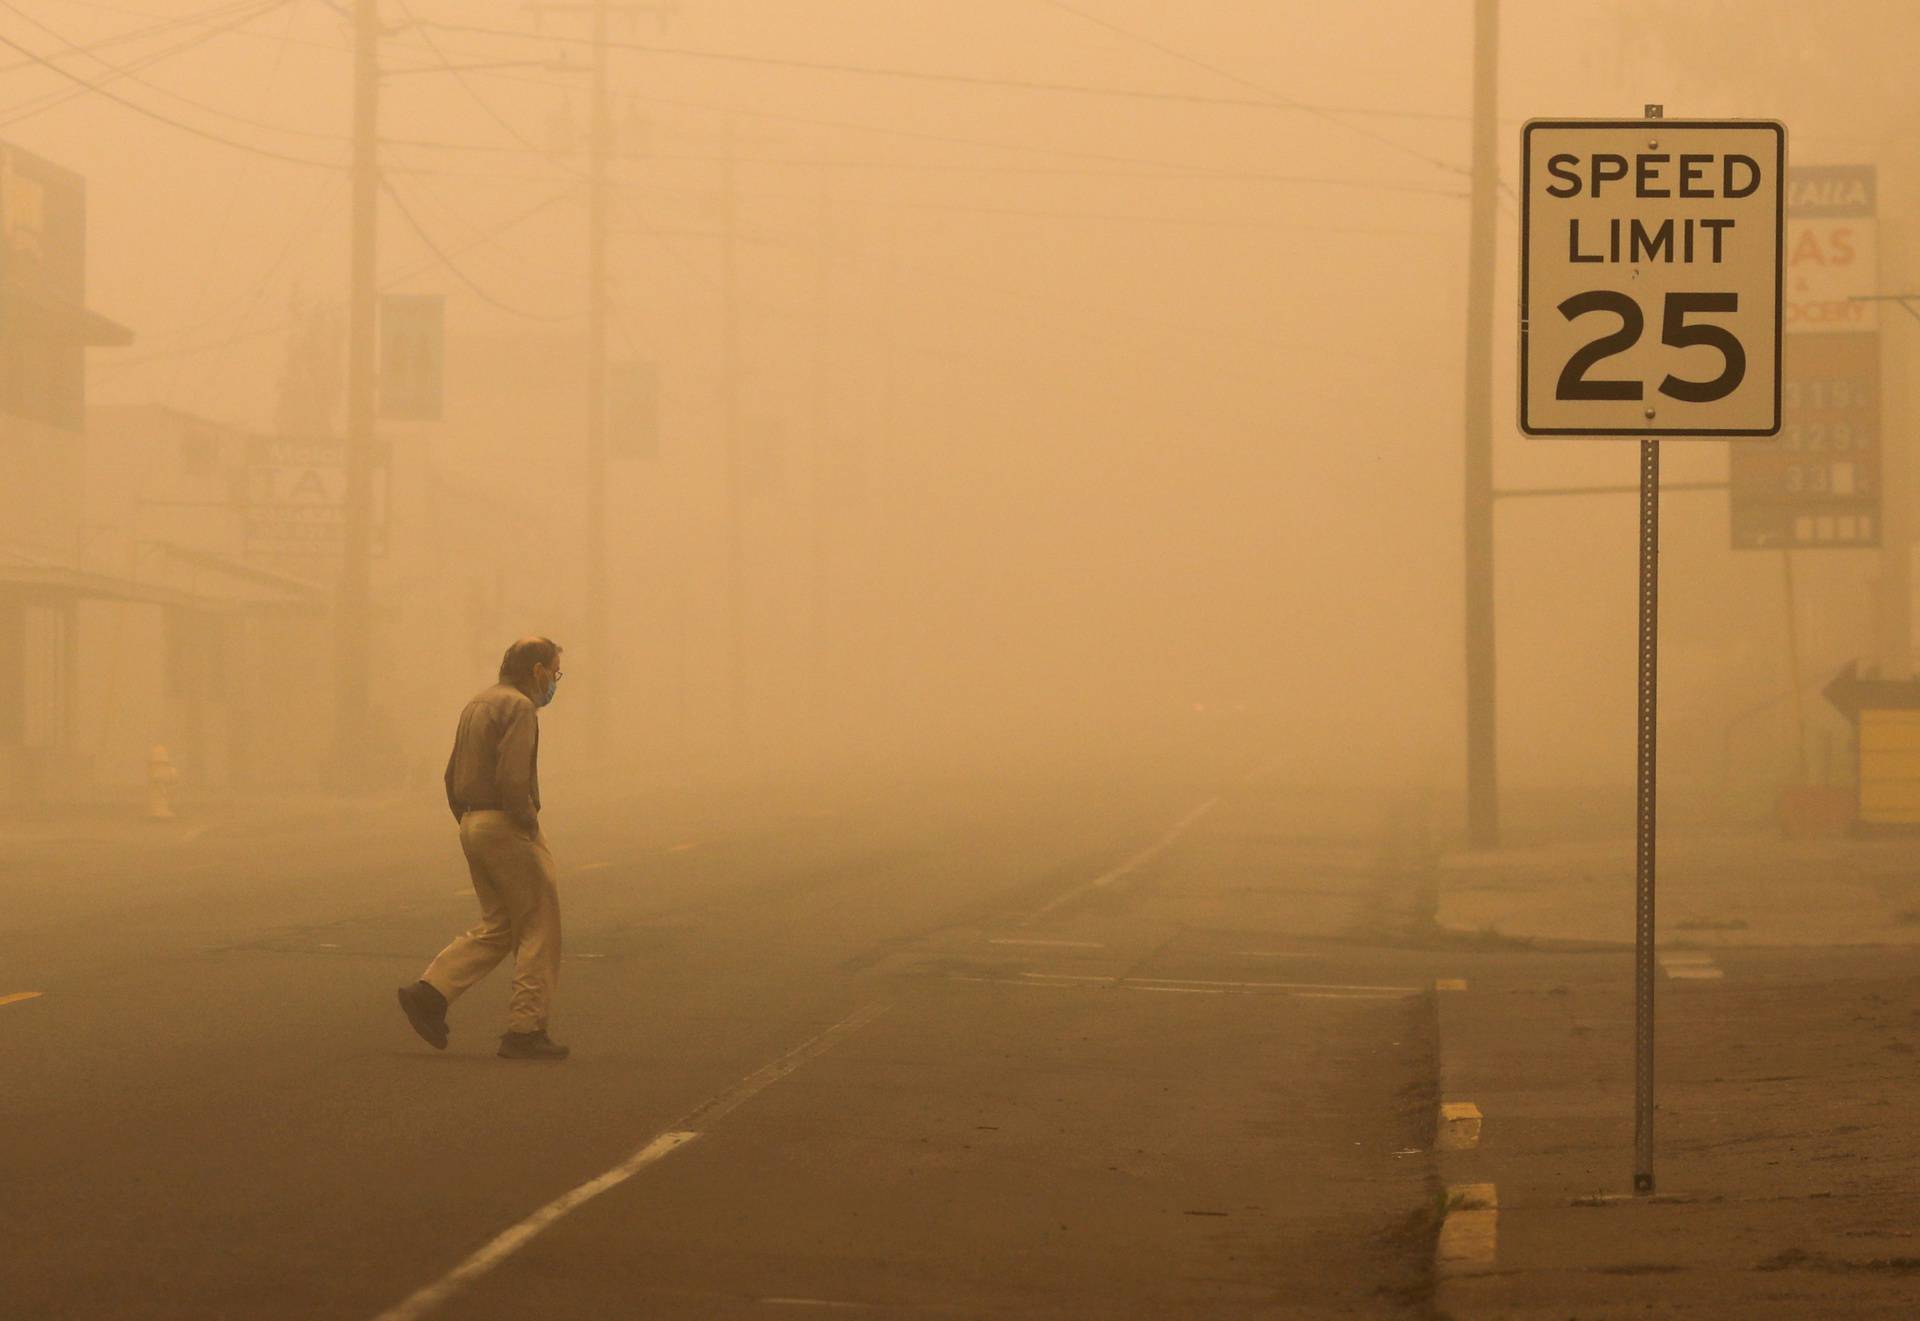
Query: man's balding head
499 637 563 690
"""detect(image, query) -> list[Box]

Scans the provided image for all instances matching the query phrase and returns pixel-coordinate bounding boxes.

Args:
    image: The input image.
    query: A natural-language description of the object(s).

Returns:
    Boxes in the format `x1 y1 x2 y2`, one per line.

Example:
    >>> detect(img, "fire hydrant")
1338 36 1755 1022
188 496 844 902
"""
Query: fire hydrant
147 744 180 820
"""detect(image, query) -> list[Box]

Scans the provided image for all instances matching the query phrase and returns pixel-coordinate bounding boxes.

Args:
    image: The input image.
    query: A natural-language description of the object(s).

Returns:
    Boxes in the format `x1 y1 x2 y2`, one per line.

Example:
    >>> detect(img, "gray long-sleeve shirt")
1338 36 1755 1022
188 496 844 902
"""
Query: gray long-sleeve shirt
444 682 541 831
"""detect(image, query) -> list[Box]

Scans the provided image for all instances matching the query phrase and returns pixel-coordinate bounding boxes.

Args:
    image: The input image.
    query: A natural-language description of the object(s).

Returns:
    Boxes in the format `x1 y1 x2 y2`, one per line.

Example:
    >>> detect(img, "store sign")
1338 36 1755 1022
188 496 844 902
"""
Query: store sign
1731 165 1879 550
245 437 386 557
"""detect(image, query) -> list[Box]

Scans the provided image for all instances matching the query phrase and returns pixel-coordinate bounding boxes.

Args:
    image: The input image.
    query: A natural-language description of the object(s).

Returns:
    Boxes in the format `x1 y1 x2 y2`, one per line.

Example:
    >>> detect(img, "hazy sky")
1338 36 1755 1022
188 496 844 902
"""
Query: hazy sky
8 1 1917 793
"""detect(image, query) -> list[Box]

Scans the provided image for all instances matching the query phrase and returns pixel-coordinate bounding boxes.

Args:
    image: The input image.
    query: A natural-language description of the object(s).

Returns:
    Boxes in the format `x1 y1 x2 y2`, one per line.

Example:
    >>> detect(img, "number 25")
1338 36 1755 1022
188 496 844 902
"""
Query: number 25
1555 291 1747 404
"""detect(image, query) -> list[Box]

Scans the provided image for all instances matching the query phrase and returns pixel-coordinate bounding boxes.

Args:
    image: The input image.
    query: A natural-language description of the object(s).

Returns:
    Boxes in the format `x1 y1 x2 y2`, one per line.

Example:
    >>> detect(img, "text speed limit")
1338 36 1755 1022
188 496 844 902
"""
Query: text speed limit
1520 119 1785 437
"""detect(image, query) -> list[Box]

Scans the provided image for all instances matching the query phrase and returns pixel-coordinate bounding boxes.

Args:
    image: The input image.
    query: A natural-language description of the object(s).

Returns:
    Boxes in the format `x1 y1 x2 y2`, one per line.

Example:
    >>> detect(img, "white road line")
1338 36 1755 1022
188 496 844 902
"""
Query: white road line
987 938 1106 949
575 861 613 873
1134 977 1419 992
371 1003 889 1321
1022 797 1221 924
1129 985 1227 995
1021 973 1417 993
0 991 43 1009
1660 952 1724 981
951 975 1404 1000
1228 950 1314 959
760 1300 881 1311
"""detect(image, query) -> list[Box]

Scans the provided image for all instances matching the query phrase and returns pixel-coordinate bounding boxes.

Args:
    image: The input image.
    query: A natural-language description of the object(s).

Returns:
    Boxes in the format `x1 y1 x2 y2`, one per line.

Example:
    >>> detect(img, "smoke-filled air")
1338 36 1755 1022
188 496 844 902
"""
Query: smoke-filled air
3 3 1917 1318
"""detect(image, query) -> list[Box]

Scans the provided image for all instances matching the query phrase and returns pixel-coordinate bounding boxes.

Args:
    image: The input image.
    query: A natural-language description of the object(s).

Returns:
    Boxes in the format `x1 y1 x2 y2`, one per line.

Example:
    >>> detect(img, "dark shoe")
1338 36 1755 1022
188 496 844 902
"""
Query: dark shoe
397 981 449 1050
497 1028 569 1061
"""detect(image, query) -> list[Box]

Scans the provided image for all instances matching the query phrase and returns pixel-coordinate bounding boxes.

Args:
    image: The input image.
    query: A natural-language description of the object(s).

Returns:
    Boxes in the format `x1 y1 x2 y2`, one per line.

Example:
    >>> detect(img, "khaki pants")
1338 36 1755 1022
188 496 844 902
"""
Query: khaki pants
422 811 561 1033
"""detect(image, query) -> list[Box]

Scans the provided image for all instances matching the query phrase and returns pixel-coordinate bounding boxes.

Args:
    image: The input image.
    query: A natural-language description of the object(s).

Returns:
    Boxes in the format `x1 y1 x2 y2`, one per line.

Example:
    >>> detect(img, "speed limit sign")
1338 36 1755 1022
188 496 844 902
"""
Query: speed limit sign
1520 119 1786 436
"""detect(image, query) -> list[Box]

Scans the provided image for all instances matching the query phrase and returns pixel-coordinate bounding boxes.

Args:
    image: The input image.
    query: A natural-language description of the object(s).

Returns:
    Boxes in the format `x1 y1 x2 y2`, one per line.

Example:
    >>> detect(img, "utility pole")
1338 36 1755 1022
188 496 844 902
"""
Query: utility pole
583 0 610 754
1462 0 1500 847
722 113 745 758
334 0 379 781
526 0 672 749
809 171 832 727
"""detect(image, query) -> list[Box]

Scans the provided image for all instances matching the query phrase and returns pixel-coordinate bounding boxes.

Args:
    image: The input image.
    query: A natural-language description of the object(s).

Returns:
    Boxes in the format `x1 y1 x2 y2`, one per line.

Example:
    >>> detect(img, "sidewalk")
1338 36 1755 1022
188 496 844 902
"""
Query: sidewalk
1437 831 1920 948
0 786 426 856
1430 831 1920 1318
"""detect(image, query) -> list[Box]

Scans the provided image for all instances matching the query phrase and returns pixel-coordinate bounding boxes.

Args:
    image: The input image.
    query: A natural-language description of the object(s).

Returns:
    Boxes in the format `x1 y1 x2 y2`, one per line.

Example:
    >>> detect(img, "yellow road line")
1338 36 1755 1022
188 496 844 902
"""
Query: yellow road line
0 992 44 1008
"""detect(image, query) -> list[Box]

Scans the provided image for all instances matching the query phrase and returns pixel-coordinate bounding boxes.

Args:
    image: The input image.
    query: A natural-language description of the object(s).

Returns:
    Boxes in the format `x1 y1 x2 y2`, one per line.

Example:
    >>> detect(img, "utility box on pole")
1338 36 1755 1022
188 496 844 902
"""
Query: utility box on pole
377 293 444 422
607 359 659 460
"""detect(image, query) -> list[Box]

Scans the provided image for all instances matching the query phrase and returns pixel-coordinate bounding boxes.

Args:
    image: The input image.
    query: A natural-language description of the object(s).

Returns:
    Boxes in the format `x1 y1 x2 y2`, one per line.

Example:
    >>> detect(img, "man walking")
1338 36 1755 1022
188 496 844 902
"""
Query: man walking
397 637 569 1060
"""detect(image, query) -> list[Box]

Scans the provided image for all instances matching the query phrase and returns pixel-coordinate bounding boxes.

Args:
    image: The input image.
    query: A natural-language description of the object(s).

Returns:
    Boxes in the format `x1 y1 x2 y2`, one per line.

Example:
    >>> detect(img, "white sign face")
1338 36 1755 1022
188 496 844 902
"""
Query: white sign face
1520 119 1785 437
245 437 386 557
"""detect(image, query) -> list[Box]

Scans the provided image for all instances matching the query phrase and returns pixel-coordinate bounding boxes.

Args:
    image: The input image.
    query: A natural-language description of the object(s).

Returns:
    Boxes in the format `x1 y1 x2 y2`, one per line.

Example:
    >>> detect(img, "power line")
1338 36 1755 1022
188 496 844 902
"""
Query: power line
388 0 581 173
0 0 270 75
1034 0 1467 178
7 0 577 168
36 0 353 58
98 187 580 371
0 0 295 129
621 178 1458 240
379 174 585 321
639 151 1467 196
0 0 332 143
412 16 1475 144
9 6 1462 196
0 18 337 166
166 0 310 409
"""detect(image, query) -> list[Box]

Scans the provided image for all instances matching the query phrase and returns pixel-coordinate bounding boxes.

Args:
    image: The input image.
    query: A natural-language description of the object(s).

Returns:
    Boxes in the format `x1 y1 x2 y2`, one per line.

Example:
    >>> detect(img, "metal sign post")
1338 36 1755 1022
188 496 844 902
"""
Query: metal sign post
1518 106 1786 1195
1634 347 1659 1196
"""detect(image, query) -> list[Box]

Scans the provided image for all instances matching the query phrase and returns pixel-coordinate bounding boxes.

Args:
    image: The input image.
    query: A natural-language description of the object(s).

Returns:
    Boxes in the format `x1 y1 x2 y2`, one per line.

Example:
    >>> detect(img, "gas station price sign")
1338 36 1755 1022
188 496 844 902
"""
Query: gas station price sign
1520 120 1786 437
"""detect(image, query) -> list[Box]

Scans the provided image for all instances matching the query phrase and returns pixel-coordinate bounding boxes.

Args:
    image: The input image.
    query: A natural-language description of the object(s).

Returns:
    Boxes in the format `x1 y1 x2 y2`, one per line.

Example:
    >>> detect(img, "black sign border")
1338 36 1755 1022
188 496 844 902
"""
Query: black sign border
1518 118 1786 438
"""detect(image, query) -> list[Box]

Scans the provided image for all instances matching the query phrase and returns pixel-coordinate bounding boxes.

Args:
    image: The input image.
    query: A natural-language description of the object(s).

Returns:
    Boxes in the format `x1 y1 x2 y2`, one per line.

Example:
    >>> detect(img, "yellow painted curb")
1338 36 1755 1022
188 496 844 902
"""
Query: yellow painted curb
1437 1100 1484 1151
1437 1183 1498 1276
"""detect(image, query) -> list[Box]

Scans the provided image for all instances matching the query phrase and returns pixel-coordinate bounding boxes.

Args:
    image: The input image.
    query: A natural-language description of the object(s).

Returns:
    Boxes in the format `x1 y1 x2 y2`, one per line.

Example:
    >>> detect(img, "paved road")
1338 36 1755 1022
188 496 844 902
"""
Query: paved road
1 765 1448 1319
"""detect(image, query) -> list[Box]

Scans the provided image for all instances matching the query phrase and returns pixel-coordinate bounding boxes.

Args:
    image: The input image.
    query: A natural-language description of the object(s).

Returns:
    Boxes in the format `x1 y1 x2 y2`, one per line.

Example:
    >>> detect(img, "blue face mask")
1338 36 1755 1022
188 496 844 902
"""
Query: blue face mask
536 673 559 708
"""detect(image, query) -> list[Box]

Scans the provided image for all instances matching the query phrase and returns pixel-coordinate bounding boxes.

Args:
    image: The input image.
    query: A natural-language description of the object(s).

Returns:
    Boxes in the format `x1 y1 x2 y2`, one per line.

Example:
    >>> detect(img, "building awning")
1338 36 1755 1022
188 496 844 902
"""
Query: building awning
150 543 327 606
4 278 133 347
0 546 320 611
79 305 134 348
0 548 202 607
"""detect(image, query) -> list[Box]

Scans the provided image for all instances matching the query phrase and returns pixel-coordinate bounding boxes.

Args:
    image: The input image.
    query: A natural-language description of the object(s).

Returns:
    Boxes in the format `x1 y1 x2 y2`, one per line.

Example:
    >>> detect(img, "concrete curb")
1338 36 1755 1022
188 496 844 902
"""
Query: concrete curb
1433 979 1497 1299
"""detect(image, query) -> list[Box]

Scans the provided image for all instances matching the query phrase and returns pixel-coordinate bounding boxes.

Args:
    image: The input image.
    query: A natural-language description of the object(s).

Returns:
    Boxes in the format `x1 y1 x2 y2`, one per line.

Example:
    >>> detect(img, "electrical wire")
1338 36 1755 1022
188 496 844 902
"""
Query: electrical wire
98 187 580 372
388 0 583 175
378 174 585 322
0 0 296 129
37 0 353 58
412 18 1477 128
1033 0 1466 178
616 176 1457 241
0 0 271 75
0 0 345 147
0 21 337 166
165 0 314 409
